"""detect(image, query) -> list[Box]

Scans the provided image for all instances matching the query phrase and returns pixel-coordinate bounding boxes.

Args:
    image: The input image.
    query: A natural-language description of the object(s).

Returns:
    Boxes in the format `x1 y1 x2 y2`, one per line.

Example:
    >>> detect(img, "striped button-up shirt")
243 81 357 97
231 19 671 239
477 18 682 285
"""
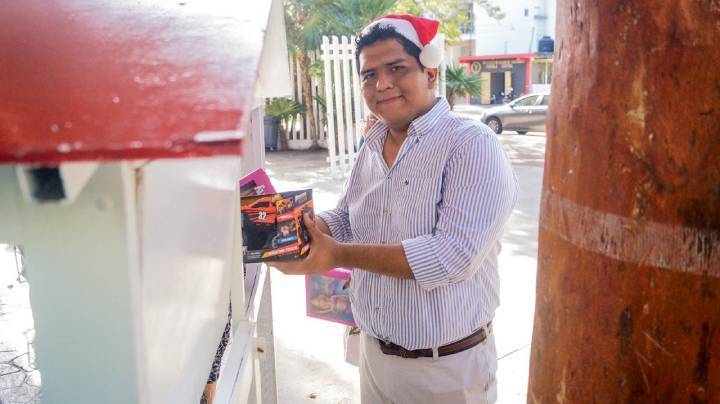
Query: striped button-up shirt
317 98 518 350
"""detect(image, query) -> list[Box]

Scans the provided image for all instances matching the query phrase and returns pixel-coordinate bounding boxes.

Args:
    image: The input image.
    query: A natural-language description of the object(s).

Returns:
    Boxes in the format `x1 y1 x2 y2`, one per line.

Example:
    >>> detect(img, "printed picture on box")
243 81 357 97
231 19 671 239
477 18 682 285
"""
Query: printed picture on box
306 274 354 326
241 189 313 263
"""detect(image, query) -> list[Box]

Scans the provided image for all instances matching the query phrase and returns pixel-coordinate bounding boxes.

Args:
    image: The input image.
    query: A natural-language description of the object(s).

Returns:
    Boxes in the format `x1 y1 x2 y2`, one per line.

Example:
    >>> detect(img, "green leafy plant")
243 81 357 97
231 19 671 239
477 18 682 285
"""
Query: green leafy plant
324 0 397 36
444 64 483 110
265 98 306 150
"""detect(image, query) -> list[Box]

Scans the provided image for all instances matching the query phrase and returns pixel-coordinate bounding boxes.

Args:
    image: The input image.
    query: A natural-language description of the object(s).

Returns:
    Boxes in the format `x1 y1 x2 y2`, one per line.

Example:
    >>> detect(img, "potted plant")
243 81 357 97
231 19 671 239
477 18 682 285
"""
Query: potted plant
264 98 306 151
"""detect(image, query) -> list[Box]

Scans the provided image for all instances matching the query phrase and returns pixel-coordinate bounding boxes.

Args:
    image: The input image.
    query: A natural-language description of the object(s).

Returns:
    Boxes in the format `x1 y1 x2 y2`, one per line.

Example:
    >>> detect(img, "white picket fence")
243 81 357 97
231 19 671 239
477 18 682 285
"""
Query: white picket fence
283 35 447 176
320 34 446 176
320 36 366 175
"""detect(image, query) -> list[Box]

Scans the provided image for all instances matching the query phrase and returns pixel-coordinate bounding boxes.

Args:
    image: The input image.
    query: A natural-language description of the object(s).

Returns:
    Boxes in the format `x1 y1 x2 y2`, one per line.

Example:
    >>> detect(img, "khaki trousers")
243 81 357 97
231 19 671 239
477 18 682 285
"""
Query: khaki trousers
359 331 497 404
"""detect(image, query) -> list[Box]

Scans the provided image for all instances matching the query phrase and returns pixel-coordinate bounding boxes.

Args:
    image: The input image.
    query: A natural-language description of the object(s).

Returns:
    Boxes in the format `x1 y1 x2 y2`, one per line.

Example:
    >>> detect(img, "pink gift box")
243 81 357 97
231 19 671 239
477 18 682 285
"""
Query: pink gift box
306 268 356 327
240 167 276 196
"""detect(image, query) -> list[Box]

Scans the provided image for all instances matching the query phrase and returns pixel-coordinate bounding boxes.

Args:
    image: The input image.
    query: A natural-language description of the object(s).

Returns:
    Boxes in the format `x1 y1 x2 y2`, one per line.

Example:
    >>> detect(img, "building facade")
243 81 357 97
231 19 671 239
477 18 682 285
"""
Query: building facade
447 0 556 104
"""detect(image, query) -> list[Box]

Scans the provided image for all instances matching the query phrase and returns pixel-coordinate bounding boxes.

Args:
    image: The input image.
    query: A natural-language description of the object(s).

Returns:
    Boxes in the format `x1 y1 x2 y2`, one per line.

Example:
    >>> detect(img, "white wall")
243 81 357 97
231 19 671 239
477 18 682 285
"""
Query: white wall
473 0 556 55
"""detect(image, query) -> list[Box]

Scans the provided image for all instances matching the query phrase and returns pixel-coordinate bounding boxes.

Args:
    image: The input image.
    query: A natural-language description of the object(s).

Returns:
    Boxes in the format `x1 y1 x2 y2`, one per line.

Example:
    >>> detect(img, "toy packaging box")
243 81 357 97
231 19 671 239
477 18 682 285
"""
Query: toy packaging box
306 268 356 327
239 168 276 197
241 189 314 263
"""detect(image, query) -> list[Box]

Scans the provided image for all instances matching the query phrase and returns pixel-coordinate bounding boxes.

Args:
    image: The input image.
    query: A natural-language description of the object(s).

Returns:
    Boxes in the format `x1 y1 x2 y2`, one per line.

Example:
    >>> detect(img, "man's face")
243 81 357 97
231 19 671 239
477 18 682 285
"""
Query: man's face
358 39 437 129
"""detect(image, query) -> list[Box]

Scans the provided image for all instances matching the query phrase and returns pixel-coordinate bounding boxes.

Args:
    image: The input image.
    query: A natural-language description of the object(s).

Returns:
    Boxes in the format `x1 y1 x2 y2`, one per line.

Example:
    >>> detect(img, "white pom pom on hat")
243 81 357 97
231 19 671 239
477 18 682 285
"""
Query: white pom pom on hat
361 14 443 68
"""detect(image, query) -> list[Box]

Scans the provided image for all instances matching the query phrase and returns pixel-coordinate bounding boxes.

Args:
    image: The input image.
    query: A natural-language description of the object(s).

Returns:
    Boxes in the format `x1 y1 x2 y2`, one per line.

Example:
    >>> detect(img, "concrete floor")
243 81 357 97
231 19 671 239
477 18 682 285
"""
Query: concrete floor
266 122 546 404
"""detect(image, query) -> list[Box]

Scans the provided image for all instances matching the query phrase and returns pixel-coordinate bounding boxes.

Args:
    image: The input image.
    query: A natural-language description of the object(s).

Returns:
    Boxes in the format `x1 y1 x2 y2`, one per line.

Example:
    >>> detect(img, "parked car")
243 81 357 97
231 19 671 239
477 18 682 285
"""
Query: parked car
480 92 550 134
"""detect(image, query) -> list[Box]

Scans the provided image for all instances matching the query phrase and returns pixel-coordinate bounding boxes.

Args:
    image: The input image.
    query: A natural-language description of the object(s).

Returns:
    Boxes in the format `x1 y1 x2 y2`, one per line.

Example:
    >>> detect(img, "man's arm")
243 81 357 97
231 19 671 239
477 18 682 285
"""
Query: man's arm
400 132 517 290
314 216 410 279
335 242 413 279
315 216 331 236
272 130 517 287
270 213 413 278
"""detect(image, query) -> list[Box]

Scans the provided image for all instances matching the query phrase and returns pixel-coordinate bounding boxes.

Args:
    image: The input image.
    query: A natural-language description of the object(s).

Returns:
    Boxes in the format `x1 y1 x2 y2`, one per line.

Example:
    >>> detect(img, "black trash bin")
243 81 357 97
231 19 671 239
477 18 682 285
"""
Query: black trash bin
263 116 279 151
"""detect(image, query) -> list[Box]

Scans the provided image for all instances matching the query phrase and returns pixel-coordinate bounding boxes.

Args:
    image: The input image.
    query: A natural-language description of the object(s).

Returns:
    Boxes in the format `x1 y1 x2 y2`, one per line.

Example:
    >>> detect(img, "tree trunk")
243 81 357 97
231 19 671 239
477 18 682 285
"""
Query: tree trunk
297 53 319 150
277 124 289 151
529 1 720 402
446 90 455 110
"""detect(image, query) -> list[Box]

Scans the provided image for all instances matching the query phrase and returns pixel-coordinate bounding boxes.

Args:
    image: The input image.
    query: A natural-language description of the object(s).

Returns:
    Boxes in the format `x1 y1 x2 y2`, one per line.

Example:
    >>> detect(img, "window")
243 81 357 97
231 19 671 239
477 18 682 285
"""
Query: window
540 95 551 105
459 4 474 35
524 8 529 17
514 95 539 107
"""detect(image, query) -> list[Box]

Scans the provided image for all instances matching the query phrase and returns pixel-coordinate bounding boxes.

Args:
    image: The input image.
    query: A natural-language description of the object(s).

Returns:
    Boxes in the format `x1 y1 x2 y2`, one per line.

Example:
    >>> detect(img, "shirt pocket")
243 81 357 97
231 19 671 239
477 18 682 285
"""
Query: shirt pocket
392 175 440 238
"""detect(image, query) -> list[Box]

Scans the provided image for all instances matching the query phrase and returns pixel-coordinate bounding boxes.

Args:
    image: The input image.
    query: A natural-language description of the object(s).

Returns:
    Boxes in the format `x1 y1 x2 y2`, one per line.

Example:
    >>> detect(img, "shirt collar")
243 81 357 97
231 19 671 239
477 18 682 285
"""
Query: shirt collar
408 97 450 138
364 97 450 146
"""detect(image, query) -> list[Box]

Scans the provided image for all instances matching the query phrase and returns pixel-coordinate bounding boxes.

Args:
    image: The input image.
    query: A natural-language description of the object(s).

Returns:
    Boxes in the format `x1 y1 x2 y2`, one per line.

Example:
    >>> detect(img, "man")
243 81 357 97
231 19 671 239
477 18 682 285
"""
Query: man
271 14 518 403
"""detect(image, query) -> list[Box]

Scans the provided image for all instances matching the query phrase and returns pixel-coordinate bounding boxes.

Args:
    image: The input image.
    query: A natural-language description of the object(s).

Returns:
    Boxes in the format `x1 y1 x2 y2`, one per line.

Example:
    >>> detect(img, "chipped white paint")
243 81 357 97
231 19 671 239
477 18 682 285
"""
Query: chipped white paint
627 105 646 127
541 190 720 277
627 65 647 129
193 130 243 143
643 331 673 358
556 367 567 403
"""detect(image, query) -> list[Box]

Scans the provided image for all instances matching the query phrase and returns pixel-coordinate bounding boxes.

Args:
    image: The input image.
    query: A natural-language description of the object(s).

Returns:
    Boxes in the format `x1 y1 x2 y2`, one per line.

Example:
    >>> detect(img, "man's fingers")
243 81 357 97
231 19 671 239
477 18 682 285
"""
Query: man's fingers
303 212 320 237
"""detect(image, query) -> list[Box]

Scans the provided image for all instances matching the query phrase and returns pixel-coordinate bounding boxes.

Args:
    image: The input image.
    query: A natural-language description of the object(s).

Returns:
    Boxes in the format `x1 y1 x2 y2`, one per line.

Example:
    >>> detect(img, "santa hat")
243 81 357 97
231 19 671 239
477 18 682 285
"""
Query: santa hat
361 14 443 68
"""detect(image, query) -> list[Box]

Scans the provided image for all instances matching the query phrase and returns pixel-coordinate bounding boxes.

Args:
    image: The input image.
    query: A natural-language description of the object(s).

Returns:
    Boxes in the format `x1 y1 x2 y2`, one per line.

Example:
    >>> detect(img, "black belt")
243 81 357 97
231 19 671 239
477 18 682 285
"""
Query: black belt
378 322 492 359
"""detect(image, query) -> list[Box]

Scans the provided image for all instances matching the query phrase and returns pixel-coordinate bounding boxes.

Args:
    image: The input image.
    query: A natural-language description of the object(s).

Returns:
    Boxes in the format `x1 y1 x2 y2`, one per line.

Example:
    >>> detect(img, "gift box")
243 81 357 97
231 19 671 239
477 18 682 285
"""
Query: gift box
240 168 276 196
305 268 356 327
241 189 313 263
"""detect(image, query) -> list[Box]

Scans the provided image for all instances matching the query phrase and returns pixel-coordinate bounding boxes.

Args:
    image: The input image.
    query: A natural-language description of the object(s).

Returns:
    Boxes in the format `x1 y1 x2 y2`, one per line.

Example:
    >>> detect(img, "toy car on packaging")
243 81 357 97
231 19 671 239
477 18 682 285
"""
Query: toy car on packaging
241 189 313 263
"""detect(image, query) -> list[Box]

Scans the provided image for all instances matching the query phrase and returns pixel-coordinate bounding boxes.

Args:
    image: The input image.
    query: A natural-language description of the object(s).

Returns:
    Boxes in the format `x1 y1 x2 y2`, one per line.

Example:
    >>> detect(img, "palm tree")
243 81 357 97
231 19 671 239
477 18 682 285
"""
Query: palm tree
285 0 329 150
324 0 397 36
284 0 395 150
265 98 306 151
444 64 483 110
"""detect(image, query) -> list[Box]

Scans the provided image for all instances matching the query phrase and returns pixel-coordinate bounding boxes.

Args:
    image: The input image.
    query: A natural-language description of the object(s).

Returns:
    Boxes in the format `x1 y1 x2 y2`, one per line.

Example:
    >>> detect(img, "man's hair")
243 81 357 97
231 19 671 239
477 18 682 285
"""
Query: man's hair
355 24 424 72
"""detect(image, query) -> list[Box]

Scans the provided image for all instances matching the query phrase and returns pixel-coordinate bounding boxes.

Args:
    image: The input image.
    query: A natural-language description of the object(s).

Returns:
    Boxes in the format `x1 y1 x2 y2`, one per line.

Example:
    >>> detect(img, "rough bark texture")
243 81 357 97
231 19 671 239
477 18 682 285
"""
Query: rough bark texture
297 54 319 150
529 1 720 403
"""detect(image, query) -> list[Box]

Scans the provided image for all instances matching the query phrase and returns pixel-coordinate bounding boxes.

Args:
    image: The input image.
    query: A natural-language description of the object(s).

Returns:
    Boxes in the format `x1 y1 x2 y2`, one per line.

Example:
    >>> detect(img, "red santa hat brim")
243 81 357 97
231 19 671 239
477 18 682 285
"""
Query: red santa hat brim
361 14 443 68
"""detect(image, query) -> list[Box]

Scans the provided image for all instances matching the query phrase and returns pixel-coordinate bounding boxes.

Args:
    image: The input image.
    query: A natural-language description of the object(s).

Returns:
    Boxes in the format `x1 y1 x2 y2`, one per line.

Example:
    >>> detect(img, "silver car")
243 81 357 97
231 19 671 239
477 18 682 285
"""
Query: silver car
480 92 550 134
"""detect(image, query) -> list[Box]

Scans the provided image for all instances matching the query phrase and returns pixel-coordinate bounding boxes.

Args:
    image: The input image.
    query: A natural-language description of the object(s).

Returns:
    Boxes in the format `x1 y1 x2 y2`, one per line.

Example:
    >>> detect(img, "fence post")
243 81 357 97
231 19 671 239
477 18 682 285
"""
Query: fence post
350 35 364 154
321 36 338 176
340 36 355 173
331 36 346 177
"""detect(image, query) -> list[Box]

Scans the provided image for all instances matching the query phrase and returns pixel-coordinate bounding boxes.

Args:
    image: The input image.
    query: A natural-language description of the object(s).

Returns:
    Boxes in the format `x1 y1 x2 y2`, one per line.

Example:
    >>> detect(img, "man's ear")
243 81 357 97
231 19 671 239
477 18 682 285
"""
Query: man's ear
425 67 439 89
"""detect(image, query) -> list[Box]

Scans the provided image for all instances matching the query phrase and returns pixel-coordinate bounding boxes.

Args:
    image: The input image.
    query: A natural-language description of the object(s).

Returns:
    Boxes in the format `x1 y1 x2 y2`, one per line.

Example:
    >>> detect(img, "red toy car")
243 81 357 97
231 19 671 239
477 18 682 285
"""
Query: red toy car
241 196 276 226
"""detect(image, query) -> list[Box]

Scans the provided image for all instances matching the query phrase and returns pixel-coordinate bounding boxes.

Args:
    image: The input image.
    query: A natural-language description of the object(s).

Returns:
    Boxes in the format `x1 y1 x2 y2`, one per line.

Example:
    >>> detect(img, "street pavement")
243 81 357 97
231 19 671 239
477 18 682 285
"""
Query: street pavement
267 125 546 403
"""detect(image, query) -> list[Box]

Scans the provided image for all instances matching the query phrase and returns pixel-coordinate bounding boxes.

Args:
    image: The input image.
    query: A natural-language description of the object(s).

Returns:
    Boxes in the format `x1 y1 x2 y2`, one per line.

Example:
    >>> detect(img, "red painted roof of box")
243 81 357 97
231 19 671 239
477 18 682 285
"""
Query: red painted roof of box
0 0 271 164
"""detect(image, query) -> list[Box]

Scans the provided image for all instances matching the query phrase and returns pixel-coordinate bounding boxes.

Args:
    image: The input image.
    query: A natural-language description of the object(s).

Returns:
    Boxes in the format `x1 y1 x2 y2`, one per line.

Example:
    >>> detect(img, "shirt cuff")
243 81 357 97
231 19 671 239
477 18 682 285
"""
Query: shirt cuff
316 210 352 243
402 236 449 291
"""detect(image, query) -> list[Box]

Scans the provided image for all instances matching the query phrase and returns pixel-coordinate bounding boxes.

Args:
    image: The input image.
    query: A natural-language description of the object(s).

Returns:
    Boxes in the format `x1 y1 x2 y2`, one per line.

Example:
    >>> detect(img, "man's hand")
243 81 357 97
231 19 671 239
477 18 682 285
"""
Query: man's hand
269 212 414 280
268 212 340 275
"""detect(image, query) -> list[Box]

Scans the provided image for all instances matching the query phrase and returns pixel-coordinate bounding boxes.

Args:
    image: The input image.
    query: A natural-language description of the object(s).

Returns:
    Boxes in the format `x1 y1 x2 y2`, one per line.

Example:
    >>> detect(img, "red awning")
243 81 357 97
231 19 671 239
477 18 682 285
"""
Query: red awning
459 53 537 63
0 0 273 164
